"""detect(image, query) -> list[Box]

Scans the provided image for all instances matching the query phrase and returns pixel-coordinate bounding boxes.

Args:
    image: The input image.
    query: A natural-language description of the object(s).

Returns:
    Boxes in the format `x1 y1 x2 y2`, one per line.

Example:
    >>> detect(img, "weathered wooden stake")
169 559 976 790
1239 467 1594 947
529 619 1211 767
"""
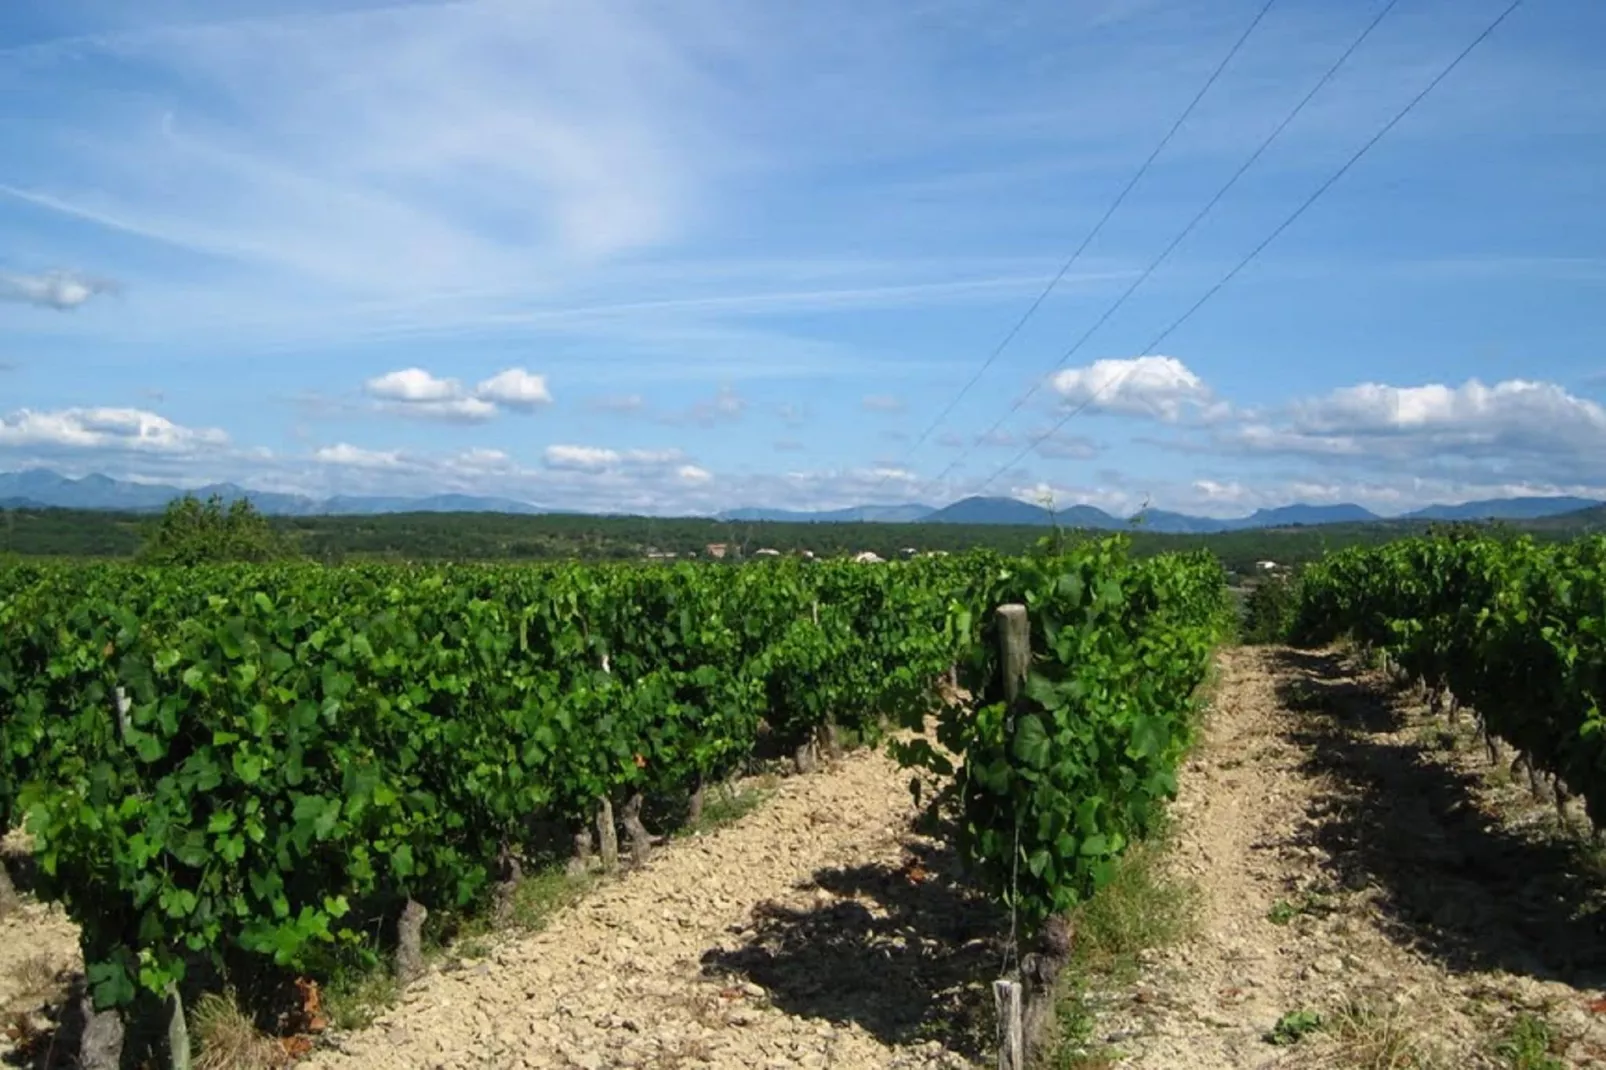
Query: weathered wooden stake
77 993 124 1070
620 793 653 865
596 797 619 873
818 722 843 761
995 604 1030 709
993 979 1024 1070
1022 915 1074 1059
167 982 191 1070
493 848 523 923
568 826 596 877
395 899 428 986
114 686 131 743
687 778 707 825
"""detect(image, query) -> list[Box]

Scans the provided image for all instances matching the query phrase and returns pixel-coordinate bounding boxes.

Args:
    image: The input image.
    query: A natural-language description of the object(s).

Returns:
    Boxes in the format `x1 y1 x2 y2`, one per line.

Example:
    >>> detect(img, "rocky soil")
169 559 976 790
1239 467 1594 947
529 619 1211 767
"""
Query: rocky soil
299 743 1000 1070
1099 645 1606 1069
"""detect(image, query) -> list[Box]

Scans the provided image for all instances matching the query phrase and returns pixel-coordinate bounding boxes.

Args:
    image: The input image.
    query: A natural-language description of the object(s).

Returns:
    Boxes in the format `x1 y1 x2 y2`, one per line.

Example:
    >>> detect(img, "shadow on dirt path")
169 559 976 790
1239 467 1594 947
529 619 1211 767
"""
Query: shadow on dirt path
699 809 1005 1062
1273 647 1606 988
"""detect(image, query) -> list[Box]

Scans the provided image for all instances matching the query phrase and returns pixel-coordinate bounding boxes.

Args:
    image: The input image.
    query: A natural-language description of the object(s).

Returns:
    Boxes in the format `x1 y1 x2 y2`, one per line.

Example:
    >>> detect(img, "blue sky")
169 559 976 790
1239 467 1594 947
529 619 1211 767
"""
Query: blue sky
2 0 1604 517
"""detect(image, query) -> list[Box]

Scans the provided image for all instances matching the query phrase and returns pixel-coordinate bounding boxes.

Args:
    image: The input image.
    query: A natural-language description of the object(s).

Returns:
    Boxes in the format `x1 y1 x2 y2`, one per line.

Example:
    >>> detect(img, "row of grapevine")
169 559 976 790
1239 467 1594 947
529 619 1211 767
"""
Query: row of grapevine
0 555 969 1015
1293 533 1606 825
897 541 1232 933
0 539 1230 1060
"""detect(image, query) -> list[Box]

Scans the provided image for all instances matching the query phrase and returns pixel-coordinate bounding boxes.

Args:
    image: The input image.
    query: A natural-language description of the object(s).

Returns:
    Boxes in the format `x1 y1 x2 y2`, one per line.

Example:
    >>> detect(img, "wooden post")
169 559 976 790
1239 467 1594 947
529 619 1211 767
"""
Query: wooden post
994 979 1024 1070
77 993 124 1070
995 604 1030 708
596 797 619 873
395 899 428 986
167 983 191 1070
114 686 131 743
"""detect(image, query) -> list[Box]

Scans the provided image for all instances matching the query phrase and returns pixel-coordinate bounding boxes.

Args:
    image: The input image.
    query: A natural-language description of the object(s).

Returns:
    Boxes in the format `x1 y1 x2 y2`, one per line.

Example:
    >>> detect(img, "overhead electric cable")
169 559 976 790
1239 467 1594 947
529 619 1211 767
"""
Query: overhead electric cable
854 0 1281 516
967 0 1526 498
930 0 1406 491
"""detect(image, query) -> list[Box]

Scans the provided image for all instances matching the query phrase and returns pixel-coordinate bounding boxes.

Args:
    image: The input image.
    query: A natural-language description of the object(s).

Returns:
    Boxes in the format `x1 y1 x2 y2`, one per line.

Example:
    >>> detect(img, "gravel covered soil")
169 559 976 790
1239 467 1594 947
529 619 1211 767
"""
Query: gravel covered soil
1100 645 1606 1069
302 742 1000 1070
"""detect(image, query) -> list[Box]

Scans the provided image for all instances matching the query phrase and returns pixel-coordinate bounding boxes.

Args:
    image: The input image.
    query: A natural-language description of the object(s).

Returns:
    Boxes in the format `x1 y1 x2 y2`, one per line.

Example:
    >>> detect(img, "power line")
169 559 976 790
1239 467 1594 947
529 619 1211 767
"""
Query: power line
855 0 1281 517
970 0 1527 498
930 0 1405 492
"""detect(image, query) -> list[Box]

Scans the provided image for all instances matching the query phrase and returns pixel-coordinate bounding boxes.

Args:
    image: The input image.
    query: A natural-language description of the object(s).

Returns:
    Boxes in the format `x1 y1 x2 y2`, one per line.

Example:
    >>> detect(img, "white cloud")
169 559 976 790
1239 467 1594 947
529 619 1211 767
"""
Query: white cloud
1050 355 1214 423
543 444 620 471
676 464 713 484
476 368 552 410
0 270 119 310
623 448 687 465
1219 376 1606 483
315 443 407 469
0 406 226 453
365 368 461 403
361 365 551 422
974 429 1015 448
861 394 904 413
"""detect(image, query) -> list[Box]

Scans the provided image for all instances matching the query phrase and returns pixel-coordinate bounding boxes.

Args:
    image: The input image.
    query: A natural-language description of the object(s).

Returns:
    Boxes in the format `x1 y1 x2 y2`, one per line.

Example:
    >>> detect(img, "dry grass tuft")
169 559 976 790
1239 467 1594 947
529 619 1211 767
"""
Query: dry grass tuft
1310 994 1447 1070
191 989 287 1070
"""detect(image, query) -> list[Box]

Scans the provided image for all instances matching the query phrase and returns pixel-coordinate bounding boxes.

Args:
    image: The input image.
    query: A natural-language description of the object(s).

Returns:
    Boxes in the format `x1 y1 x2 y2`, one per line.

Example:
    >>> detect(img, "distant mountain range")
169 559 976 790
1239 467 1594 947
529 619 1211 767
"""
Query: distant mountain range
721 494 1606 532
2 469 1601 531
0 469 543 517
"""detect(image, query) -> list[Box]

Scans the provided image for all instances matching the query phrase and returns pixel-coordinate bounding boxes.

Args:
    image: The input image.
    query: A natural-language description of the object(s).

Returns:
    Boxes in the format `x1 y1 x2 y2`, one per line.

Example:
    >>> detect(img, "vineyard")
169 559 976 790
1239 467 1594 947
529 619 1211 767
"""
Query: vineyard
1293 533 1606 831
0 539 1229 1065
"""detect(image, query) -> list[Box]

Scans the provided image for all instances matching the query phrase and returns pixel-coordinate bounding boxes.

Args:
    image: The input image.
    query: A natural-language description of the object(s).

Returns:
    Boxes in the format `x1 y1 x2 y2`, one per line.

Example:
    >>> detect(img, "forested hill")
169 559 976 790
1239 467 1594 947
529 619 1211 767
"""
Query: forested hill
2 503 1593 577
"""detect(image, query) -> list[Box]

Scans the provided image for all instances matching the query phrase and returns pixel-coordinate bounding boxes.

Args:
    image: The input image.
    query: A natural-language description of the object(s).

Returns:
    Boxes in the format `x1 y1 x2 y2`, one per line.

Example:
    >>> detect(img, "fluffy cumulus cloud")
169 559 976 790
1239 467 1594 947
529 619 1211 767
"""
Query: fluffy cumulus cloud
362 366 551 422
0 406 227 453
1220 376 1606 483
1050 355 1215 423
0 270 119 310
475 369 552 410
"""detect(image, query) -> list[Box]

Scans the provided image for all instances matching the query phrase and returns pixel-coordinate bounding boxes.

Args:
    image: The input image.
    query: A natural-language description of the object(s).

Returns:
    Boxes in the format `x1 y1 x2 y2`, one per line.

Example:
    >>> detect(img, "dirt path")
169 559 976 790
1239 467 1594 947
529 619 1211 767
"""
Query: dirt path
1103 645 1606 1069
303 744 995 1070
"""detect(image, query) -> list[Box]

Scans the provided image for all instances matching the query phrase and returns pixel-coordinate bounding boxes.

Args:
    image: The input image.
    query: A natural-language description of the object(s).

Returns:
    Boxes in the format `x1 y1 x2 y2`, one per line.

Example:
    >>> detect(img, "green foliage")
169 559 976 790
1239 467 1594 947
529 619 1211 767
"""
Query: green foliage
1495 1013 1565 1070
1241 574 1297 644
1294 533 1606 828
1266 1009 1324 1046
895 538 1230 936
0 554 962 1010
0 542 1225 1023
137 495 293 566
